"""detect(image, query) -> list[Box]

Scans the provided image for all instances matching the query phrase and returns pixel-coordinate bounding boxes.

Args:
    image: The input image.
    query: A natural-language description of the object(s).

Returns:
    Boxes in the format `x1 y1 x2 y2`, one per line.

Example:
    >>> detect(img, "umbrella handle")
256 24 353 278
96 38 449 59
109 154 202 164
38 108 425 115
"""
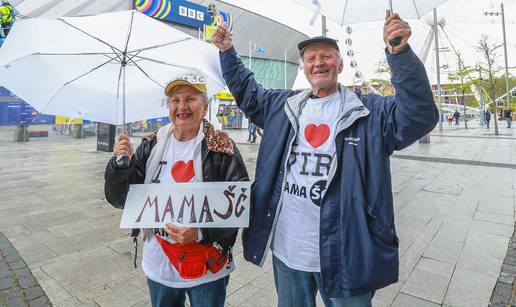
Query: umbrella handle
386 9 401 47
389 37 401 47
116 155 130 168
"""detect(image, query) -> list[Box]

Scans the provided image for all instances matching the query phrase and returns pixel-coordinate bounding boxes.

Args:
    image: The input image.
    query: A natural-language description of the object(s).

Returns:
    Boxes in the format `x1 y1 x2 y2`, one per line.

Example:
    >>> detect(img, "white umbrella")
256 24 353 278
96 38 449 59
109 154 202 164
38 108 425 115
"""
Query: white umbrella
0 10 226 125
292 0 516 88
292 0 450 25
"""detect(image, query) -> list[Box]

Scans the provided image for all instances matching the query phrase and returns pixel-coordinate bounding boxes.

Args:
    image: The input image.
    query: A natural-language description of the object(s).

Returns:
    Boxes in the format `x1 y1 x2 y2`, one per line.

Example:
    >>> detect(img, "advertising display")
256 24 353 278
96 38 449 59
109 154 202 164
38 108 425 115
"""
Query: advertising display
135 0 209 28
97 123 116 152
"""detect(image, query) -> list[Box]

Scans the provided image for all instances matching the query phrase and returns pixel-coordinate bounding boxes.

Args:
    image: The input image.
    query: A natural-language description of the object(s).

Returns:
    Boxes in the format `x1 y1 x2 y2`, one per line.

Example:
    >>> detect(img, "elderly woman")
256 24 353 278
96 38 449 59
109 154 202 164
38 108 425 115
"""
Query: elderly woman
104 73 249 307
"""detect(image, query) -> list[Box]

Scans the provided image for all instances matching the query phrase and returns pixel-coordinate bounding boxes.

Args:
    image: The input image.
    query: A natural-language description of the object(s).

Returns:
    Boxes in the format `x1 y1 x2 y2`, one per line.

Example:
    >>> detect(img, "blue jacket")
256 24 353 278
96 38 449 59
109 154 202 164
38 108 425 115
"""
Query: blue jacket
220 46 438 297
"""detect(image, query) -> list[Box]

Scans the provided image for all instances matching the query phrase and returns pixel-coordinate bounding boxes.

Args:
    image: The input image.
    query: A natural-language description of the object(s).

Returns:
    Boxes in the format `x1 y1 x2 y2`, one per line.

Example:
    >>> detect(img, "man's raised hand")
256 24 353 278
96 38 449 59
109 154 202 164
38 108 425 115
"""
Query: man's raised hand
212 23 233 52
384 13 411 54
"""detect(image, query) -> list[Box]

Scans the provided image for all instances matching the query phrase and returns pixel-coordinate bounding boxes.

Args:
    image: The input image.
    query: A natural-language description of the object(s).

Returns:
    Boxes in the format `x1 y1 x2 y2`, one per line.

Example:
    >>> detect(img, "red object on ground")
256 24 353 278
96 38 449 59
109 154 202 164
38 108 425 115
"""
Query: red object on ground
28 130 49 137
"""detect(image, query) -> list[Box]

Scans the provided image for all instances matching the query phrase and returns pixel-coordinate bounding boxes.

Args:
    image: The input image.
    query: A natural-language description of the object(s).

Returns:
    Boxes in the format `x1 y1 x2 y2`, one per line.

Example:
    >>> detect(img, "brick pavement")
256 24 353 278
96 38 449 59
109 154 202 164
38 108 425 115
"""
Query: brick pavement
0 232 51 307
489 226 516 306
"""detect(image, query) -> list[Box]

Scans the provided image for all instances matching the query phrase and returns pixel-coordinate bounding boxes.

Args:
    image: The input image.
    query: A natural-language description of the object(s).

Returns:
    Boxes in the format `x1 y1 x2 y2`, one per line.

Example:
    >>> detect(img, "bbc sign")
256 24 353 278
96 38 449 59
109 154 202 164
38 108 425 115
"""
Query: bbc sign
137 0 212 29
170 0 209 28
178 5 204 22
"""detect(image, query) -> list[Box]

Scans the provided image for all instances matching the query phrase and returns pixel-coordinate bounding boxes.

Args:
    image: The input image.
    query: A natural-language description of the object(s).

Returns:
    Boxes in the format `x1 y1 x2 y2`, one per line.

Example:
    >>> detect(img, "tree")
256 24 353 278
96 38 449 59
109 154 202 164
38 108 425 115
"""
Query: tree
447 53 477 129
371 60 392 95
476 36 503 135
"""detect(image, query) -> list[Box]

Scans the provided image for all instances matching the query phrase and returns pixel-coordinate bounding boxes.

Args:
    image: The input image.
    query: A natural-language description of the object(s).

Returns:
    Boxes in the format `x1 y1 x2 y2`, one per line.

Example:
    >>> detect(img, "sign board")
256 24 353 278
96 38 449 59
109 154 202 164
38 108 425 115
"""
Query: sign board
55 116 83 125
203 24 217 43
214 91 234 101
97 123 115 152
135 0 209 28
135 0 234 31
120 182 250 228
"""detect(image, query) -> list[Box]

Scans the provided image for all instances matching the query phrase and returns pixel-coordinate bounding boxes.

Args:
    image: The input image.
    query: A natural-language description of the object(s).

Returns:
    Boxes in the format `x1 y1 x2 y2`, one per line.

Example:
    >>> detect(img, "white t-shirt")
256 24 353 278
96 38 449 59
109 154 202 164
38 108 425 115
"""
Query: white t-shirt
272 91 341 272
142 133 234 288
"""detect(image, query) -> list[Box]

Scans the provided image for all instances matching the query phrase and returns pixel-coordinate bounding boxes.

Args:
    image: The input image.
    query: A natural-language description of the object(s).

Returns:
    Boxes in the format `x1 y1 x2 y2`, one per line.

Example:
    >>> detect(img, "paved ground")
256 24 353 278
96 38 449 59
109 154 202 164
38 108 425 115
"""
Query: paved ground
0 121 514 306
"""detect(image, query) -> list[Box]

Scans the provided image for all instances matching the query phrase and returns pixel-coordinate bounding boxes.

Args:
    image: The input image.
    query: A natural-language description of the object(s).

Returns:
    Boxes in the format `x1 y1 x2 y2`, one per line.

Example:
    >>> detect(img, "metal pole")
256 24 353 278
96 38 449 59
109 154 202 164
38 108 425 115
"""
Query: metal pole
249 40 252 71
501 3 511 111
434 8 443 132
122 61 126 134
322 15 327 37
460 60 467 129
284 50 287 89
479 65 485 126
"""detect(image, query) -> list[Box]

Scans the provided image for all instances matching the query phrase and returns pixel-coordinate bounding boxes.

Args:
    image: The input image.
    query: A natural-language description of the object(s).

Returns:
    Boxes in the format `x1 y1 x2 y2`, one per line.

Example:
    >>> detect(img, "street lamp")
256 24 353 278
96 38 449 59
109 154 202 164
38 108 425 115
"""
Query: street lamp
484 3 511 112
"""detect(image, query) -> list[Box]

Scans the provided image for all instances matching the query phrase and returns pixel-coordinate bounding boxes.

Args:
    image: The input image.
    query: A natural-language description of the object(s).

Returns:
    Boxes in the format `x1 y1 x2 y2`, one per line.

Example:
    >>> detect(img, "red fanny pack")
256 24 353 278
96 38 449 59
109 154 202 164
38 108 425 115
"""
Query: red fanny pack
155 236 229 279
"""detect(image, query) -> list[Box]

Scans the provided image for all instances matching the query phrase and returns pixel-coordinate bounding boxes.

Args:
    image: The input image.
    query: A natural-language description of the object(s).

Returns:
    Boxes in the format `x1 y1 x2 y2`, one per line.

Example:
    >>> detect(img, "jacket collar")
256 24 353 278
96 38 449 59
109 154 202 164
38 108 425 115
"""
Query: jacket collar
202 119 234 155
284 84 370 133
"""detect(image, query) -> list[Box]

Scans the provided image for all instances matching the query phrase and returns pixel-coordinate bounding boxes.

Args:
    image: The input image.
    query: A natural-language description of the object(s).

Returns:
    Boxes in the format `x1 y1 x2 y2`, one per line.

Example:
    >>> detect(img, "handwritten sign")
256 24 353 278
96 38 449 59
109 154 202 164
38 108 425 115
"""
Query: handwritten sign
120 182 250 229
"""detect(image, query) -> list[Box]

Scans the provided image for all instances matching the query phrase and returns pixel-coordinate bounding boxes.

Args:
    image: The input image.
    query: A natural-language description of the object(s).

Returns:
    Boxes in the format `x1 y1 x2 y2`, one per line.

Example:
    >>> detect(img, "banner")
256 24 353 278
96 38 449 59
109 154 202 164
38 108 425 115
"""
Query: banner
214 91 234 101
135 0 209 28
120 182 250 228
203 24 217 43
55 116 83 125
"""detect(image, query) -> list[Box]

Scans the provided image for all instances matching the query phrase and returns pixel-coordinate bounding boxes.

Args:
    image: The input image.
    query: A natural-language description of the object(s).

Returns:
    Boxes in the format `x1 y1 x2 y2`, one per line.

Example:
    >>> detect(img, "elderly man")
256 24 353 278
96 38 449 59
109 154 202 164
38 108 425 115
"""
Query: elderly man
213 13 438 307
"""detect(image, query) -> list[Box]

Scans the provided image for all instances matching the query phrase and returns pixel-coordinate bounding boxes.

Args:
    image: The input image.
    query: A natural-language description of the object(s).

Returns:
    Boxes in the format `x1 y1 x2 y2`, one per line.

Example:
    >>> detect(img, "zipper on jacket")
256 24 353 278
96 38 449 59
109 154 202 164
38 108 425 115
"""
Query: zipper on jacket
259 125 298 266
316 105 366 293
323 106 365 201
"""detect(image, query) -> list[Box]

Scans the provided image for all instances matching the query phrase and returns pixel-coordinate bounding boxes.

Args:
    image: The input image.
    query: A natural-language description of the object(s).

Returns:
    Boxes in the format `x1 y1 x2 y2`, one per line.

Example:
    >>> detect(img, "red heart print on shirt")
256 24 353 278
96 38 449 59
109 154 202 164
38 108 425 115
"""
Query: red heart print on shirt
304 124 330 148
171 160 194 182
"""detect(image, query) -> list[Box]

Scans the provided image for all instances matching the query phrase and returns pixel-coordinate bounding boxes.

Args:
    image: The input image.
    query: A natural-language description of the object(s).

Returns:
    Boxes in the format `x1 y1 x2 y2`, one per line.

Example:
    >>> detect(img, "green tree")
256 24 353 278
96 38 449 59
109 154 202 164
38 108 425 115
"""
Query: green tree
447 53 477 129
476 36 503 135
371 59 392 94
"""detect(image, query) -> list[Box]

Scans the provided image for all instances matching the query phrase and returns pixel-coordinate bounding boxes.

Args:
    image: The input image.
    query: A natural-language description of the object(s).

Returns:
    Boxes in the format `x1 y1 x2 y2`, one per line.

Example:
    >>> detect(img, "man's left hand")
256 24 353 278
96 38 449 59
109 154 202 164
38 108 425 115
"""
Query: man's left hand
384 13 411 54
164 224 198 244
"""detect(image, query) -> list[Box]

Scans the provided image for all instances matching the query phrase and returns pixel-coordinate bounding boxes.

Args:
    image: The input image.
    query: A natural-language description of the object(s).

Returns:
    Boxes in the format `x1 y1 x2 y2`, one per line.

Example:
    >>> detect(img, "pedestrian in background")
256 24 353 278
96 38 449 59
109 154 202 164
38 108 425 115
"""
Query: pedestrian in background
504 109 512 128
0 0 15 37
453 109 460 125
247 122 256 143
485 109 491 128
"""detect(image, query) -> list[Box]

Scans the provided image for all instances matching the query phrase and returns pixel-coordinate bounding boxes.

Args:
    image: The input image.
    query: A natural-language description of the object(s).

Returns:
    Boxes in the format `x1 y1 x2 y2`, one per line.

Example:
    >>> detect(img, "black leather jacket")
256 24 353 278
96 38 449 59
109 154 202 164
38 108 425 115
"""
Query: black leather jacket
104 125 249 252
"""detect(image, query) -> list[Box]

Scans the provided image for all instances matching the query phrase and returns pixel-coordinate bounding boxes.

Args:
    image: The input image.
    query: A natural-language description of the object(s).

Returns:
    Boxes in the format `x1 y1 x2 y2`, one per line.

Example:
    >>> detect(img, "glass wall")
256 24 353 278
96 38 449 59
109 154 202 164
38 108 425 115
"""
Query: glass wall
240 57 300 89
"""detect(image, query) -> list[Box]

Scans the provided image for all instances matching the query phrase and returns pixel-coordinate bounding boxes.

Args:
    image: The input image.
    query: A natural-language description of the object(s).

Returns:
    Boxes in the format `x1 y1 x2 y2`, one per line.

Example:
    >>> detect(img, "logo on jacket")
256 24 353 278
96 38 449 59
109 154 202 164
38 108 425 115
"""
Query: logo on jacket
344 136 360 146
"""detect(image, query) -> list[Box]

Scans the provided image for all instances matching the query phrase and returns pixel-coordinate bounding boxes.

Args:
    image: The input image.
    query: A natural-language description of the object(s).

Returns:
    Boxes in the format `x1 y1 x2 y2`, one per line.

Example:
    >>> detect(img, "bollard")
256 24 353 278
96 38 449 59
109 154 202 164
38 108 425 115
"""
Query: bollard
418 134 430 144
14 125 29 142
72 124 85 138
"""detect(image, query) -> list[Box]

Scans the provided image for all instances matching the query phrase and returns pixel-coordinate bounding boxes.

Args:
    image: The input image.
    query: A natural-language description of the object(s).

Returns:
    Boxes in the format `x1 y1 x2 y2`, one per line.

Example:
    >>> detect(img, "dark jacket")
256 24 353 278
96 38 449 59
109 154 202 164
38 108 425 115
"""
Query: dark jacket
220 45 438 297
104 120 249 251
